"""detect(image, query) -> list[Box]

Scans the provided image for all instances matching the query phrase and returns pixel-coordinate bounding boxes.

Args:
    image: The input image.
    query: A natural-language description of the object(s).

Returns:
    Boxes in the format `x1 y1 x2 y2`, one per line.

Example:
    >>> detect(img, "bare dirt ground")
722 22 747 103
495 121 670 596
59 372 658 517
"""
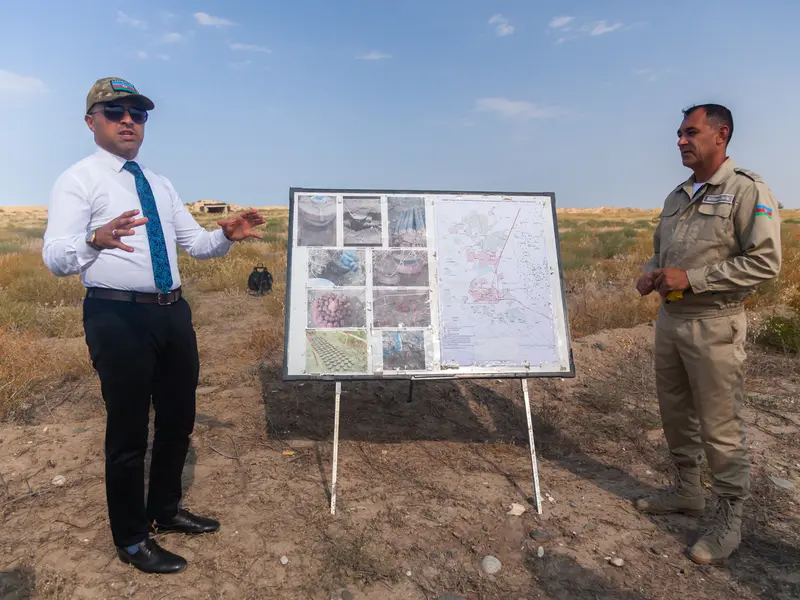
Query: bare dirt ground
1 292 798 600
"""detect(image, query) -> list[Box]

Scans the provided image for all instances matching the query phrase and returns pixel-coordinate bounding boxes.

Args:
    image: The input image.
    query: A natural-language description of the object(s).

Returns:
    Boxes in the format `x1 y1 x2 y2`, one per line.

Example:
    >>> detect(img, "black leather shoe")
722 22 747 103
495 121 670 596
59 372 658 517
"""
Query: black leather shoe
116 538 187 574
153 509 220 535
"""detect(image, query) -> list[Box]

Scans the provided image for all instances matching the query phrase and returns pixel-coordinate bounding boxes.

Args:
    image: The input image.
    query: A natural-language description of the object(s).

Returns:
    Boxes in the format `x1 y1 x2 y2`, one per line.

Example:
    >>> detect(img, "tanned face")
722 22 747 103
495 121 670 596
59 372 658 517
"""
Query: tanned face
85 97 145 160
676 107 729 174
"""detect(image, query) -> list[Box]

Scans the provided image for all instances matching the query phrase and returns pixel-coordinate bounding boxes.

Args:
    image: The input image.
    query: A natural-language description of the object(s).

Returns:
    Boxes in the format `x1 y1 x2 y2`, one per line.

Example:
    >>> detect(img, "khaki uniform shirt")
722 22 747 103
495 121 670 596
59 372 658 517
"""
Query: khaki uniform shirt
644 157 782 317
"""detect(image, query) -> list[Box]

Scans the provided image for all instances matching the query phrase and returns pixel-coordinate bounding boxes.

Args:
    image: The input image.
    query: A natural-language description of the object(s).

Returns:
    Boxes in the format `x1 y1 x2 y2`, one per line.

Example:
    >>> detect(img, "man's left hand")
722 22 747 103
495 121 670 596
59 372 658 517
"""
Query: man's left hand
218 209 265 242
653 267 690 296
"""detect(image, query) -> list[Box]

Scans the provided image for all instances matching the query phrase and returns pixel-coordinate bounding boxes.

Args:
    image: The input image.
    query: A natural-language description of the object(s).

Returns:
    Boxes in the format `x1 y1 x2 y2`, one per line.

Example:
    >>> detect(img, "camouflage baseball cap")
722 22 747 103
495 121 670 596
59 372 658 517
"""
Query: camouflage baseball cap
85 77 155 113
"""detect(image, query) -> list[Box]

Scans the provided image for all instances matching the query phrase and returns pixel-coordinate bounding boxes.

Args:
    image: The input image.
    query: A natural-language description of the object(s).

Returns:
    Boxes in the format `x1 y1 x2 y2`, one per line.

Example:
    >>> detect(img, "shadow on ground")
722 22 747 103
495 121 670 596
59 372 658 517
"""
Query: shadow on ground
260 356 800 600
0 566 35 600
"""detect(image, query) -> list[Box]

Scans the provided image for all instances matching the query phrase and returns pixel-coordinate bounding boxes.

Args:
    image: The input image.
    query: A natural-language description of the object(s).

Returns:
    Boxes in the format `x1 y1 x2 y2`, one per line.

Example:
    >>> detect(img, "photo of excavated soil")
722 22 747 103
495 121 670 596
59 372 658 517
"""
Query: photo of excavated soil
372 249 430 287
305 330 368 373
372 289 431 328
382 330 426 371
343 196 382 246
307 248 366 286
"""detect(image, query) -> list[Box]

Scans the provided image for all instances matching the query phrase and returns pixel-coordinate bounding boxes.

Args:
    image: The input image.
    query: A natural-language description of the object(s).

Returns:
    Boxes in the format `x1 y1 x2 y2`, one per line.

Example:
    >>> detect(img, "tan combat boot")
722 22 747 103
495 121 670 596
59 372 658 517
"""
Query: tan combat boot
688 498 743 565
635 467 705 517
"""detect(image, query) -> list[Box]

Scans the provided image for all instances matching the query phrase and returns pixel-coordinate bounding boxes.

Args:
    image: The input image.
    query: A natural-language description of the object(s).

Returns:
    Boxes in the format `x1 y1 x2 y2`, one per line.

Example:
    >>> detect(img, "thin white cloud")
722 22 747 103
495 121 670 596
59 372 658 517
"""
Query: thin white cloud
488 14 514 37
0 70 47 96
229 60 253 71
194 12 235 27
229 42 271 53
474 98 566 121
590 21 623 36
136 51 170 61
117 10 147 29
157 10 177 23
549 16 574 30
549 16 627 43
156 32 184 44
356 51 391 60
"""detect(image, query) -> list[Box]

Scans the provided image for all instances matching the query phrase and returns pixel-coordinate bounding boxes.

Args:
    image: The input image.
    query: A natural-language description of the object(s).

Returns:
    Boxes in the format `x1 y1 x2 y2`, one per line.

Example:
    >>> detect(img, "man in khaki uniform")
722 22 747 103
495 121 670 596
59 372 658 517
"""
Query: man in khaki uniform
635 103 781 565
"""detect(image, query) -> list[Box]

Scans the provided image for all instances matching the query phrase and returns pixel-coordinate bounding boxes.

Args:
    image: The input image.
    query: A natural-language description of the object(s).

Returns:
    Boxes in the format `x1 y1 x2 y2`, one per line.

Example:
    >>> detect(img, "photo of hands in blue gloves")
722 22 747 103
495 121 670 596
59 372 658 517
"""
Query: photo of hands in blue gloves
307 248 366 287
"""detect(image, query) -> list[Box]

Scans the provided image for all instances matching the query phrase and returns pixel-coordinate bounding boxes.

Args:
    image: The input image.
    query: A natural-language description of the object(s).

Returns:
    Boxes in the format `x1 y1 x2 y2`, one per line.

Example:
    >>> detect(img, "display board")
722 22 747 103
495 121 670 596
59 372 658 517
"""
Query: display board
283 188 574 381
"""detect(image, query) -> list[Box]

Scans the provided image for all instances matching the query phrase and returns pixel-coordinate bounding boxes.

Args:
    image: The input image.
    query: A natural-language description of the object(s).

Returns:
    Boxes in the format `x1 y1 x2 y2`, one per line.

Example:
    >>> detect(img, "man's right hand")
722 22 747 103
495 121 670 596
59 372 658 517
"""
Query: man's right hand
636 272 655 296
93 210 149 252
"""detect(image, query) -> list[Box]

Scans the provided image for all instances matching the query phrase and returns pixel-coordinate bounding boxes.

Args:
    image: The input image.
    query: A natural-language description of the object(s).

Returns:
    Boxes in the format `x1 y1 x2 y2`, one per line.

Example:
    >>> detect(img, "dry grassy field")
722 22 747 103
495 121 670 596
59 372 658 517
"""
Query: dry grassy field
0 204 798 599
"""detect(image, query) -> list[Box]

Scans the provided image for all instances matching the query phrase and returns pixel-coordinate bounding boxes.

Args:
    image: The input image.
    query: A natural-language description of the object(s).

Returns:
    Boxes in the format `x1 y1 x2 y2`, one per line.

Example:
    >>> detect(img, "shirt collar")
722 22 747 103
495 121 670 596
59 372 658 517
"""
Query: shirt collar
94 145 141 173
679 156 736 197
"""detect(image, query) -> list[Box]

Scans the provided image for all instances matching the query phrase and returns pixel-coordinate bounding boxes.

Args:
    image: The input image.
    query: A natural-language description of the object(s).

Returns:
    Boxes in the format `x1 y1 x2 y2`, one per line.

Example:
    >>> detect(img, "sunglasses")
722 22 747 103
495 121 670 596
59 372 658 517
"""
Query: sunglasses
89 104 148 124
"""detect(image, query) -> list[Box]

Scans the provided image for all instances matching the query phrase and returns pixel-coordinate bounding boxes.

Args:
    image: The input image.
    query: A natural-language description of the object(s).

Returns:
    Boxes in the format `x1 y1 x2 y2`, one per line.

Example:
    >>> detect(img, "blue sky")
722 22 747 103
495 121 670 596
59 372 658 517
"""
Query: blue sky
1 0 798 209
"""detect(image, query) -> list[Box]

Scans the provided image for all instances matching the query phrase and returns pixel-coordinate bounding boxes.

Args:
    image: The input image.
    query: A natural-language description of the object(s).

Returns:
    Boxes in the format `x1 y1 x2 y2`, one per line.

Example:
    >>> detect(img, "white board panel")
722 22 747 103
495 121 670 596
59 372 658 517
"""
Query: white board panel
283 189 574 380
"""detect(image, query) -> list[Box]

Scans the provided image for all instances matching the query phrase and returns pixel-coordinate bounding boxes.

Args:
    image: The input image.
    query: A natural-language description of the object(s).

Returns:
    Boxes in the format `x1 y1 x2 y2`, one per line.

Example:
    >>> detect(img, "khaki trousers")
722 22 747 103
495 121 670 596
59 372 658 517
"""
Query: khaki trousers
654 305 750 501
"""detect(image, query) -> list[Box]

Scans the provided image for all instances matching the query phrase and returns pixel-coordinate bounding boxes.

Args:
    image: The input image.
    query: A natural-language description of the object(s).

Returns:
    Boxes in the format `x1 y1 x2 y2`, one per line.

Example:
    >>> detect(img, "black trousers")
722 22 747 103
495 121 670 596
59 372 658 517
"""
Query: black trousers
83 296 199 548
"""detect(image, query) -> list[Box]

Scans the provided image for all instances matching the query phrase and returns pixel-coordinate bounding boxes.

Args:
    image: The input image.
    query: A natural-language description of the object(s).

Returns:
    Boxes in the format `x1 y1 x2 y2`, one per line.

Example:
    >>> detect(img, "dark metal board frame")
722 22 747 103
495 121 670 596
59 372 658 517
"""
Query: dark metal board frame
282 187 575 382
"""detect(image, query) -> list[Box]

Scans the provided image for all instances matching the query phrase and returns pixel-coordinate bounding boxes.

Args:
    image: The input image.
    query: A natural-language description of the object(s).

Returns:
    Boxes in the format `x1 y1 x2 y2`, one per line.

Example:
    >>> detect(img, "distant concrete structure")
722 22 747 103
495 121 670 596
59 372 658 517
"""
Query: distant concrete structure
191 200 243 214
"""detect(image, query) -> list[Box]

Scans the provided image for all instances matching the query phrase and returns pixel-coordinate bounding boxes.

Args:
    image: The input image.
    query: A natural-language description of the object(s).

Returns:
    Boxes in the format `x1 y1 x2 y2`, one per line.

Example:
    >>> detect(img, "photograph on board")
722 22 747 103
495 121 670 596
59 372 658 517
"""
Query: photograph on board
372 289 431 328
372 249 430 287
308 289 367 328
343 196 382 246
296 194 337 246
308 248 366 286
382 330 426 371
306 330 368 374
387 196 426 247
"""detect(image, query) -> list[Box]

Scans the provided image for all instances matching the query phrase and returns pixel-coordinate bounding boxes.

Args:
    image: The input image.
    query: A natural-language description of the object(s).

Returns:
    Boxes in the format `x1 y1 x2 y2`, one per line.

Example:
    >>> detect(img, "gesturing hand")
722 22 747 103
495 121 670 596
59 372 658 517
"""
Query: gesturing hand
95 209 149 252
218 209 265 242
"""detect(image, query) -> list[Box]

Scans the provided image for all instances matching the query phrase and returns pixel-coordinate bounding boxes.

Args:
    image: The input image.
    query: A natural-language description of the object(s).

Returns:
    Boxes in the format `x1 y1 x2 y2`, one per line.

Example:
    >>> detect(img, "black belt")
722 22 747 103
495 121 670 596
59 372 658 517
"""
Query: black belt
86 287 182 305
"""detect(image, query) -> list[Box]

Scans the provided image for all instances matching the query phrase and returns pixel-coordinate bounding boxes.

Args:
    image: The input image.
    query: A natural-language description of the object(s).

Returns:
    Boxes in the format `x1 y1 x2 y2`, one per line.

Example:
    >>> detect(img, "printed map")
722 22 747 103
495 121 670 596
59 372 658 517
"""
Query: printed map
434 198 559 368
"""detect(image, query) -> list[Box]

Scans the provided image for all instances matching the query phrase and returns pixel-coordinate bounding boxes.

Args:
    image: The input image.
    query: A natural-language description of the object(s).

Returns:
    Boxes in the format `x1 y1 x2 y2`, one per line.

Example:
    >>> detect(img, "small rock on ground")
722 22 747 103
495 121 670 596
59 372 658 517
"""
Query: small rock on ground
609 557 625 567
480 555 502 574
529 529 551 540
341 591 354 600
769 476 795 490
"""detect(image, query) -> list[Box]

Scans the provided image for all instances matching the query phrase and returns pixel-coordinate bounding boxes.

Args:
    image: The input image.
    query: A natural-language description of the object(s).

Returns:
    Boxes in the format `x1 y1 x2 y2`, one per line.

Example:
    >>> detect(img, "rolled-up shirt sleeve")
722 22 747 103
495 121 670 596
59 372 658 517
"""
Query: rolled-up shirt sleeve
164 177 234 260
42 171 101 276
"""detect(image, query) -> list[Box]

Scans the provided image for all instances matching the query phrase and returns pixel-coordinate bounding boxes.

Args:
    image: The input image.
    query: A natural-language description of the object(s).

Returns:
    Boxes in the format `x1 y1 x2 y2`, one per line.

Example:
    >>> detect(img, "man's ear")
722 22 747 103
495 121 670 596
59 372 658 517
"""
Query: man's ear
85 114 96 133
718 125 730 146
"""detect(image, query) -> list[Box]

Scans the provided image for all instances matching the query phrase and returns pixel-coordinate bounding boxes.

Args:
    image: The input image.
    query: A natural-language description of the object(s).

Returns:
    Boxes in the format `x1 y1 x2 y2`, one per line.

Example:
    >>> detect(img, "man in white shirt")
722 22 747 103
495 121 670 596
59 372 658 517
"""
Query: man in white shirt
42 77 265 575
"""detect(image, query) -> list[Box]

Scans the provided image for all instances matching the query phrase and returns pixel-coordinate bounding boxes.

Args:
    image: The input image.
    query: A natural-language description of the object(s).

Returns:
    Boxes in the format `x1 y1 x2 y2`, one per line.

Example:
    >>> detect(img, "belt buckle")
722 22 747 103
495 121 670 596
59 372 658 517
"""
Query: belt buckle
157 292 173 306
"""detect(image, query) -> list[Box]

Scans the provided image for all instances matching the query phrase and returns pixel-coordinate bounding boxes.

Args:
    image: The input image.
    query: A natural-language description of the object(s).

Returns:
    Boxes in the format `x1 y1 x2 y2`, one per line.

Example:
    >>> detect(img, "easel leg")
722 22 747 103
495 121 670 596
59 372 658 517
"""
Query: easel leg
522 378 542 515
330 381 342 515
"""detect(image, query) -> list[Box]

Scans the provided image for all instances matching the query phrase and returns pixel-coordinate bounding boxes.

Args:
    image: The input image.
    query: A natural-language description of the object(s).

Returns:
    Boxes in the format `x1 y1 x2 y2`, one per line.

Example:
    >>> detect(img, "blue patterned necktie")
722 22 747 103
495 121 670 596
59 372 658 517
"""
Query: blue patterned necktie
122 161 174 294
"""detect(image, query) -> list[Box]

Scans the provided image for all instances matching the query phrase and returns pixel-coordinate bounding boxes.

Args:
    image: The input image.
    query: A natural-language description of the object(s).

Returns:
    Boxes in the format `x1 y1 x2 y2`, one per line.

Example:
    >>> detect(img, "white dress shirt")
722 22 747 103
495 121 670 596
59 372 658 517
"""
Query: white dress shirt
43 146 233 293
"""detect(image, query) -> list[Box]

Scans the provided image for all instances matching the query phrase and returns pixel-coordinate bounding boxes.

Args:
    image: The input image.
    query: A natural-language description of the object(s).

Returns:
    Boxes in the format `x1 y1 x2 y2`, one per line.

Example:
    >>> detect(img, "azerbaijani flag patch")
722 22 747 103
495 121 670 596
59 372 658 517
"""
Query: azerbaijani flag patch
755 204 773 218
110 79 137 94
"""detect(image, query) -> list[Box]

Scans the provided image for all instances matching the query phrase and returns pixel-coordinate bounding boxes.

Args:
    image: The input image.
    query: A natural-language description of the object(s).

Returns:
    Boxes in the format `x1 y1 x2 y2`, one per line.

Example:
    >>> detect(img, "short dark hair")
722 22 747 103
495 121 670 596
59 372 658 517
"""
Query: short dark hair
683 103 734 145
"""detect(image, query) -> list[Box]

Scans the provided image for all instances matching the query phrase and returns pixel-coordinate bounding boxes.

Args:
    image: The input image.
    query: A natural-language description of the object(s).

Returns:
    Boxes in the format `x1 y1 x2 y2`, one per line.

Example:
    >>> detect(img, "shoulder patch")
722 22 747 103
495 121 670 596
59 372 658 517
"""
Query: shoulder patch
734 167 764 183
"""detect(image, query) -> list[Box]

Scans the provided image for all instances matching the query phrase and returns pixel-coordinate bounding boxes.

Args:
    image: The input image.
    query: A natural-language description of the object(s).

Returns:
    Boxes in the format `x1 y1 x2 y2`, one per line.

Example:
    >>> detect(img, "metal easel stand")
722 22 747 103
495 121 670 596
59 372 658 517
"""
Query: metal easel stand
522 378 543 515
330 381 342 515
329 378 542 516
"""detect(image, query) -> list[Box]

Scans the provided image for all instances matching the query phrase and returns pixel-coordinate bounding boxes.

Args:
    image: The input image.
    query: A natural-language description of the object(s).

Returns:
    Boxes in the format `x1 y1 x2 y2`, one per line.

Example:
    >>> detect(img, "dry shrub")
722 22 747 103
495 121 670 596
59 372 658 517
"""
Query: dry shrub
178 240 287 293
0 253 85 337
0 253 85 305
0 328 92 418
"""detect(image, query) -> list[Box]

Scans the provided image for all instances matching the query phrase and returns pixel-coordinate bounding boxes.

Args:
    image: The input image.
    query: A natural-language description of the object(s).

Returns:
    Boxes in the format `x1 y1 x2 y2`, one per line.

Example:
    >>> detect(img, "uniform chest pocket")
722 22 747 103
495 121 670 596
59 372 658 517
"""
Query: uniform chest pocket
693 201 733 242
